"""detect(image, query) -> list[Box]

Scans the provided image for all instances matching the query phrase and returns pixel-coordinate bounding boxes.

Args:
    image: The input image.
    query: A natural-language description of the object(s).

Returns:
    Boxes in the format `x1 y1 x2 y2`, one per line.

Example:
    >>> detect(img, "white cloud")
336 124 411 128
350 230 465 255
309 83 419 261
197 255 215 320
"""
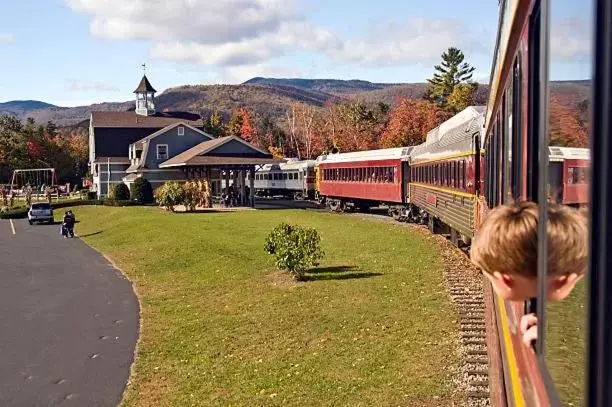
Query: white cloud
65 0 489 71
0 34 15 44
67 79 120 92
329 18 485 66
550 17 591 61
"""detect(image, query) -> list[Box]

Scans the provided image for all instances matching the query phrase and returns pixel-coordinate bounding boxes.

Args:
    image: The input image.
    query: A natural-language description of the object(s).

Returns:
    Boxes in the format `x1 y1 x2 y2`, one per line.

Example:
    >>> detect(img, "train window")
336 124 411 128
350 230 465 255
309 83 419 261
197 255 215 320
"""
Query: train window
504 78 513 203
512 54 523 200
541 0 592 404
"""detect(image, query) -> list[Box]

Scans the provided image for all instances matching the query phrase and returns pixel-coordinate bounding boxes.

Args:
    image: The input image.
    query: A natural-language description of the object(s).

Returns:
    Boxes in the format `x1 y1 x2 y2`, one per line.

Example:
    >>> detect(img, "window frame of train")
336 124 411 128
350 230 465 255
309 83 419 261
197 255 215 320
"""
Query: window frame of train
587 0 612 405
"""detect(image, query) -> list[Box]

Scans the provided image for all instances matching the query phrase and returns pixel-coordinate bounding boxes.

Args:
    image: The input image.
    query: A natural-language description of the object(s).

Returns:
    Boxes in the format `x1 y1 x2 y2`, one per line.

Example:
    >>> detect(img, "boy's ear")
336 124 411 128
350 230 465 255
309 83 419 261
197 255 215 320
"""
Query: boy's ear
484 271 515 297
548 273 583 300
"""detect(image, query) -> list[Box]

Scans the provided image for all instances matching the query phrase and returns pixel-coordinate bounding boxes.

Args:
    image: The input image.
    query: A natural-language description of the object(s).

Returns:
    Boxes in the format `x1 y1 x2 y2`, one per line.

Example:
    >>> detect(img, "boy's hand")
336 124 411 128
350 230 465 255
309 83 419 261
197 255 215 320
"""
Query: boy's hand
520 313 538 348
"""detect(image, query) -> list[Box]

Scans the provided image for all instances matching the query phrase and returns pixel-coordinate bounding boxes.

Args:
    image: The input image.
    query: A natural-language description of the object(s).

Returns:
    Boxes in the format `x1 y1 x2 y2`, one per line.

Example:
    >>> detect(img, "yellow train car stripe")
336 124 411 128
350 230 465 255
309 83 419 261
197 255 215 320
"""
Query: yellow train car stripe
409 182 477 199
498 296 526 407
410 149 485 166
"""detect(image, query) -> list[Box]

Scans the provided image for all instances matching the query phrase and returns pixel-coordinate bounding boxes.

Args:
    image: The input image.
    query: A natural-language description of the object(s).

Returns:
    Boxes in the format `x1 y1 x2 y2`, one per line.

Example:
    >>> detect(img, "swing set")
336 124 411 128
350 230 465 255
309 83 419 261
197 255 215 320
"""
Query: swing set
9 168 58 196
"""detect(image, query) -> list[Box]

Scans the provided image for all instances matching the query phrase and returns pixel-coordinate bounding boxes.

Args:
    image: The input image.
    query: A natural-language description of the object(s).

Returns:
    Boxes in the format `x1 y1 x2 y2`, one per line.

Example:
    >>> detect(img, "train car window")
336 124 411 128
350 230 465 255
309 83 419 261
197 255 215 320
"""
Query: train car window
542 0 592 404
504 76 513 204
512 54 523 200
493 120 499 206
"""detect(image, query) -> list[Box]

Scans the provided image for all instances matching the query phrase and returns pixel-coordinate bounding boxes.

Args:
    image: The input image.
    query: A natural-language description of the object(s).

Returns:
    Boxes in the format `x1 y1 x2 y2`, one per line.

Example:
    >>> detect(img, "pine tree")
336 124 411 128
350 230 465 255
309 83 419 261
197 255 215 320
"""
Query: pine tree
204 109 225 138
426 47 476 107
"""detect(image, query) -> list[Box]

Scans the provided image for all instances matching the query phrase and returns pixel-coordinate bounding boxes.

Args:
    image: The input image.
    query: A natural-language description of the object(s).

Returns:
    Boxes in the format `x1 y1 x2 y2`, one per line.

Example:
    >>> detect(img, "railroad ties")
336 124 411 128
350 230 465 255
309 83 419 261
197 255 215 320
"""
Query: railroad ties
440 244 491 407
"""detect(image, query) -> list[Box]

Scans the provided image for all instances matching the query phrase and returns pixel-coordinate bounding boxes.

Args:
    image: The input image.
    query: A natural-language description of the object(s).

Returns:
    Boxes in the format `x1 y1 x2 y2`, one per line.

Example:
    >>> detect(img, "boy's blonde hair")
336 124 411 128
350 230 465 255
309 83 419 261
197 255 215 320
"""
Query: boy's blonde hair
470 201 588 278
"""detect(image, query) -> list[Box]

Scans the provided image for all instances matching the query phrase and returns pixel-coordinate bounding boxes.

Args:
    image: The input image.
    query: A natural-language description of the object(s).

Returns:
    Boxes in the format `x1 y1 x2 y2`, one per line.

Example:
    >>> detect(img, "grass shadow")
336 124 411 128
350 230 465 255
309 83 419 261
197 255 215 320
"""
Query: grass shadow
302 272 383 281
301 265 381 281
307 265 357 274
77 231 102 238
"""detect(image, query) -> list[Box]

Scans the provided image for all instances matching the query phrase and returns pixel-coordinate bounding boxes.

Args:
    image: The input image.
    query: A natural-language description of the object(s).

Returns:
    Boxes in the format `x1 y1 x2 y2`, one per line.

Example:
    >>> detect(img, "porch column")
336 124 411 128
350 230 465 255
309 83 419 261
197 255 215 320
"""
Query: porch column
249 166 255 208
224 170 230 193
239 169 246 206
231 170 237 206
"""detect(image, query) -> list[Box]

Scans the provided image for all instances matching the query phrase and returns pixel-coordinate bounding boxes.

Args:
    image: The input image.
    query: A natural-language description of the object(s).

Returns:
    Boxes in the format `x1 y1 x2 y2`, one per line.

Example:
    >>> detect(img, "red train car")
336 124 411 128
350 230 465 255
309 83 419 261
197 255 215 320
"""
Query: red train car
548 146 589 206
315 147 413 212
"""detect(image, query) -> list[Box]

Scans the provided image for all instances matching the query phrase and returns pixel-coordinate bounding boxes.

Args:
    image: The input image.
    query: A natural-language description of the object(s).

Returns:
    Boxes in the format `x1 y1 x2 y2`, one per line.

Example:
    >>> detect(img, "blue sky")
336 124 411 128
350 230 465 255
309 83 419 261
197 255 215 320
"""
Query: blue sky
0 0 592 107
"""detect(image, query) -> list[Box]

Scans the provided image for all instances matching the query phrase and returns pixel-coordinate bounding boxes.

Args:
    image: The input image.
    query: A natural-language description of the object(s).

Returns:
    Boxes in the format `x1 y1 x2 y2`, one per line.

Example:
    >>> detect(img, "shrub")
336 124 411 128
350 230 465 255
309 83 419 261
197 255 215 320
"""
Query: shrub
86 191 97 200
111 183 131 201
0 206 28 219
264 223 325 281
183 181 199 212
101 199 137 207
155 182 185 212
131 177 154 204
53 199 101 209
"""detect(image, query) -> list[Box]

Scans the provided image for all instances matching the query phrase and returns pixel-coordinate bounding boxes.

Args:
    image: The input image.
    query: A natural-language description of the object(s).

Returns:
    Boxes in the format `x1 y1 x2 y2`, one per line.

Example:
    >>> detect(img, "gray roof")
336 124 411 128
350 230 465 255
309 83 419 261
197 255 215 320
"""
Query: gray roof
159 136 275 167
134 75 157 93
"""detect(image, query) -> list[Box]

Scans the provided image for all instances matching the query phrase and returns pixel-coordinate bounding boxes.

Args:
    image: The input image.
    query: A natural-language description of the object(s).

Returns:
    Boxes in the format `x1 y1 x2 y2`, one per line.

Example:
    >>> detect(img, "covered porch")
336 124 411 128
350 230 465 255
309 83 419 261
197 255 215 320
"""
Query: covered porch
159 136 284 207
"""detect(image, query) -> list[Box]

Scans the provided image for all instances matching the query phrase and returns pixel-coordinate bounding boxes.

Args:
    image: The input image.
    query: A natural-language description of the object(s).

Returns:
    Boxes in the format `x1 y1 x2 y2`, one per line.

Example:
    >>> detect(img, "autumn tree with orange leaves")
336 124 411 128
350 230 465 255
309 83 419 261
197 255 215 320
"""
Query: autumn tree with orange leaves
0 115 88 184
240 107 256 142
549 97 589 148
380 99 449 148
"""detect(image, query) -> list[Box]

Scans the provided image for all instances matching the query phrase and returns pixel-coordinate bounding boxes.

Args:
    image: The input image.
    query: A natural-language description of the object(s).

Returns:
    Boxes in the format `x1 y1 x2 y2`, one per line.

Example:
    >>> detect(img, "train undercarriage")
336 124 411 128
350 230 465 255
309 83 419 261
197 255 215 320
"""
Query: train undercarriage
255 189 315 201
317 195 472 249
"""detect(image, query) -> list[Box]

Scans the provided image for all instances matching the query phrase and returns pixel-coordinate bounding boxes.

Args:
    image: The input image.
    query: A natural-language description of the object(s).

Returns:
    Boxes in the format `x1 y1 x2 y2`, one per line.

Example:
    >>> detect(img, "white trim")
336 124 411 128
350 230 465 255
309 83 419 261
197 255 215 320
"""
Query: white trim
157 144 169 160
178 126 185 136
133 169 182 173
93 161 130 165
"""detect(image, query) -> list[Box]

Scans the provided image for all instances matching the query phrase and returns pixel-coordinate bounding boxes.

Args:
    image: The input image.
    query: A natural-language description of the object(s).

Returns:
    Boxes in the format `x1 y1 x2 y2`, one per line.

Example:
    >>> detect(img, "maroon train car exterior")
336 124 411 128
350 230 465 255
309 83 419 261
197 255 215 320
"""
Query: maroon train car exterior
563 157 589 205
315 147 413 211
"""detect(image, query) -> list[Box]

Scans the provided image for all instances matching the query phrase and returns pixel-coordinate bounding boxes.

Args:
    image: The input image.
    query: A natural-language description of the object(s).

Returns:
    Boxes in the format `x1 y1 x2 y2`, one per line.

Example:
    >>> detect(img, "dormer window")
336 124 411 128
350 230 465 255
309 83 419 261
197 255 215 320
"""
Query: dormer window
157 144 168 160
178 126 184 136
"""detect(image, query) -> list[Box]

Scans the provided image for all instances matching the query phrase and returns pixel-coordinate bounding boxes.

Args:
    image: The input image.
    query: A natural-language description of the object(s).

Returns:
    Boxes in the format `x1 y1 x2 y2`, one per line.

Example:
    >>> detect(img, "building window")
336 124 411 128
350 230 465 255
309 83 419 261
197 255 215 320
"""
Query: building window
178 126 185 136
157 144 168 160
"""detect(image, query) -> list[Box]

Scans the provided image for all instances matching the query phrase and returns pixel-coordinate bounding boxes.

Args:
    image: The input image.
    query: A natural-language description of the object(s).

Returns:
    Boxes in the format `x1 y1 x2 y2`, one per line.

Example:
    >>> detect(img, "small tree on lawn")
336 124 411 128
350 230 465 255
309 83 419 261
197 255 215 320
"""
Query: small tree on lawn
264 223 325 281
131 177 154 204
112 182 131 200
155 181 185 212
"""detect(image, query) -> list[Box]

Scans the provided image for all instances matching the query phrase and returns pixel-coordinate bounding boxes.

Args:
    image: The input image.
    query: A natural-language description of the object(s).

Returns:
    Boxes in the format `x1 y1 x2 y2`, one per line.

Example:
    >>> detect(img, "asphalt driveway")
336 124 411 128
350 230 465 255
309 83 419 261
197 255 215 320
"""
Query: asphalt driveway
0 218 139 406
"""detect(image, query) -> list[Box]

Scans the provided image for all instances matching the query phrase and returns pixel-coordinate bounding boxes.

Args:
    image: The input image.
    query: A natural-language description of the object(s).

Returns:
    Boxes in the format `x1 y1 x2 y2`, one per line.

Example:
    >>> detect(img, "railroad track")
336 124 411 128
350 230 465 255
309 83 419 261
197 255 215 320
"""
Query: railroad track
255 198 492 406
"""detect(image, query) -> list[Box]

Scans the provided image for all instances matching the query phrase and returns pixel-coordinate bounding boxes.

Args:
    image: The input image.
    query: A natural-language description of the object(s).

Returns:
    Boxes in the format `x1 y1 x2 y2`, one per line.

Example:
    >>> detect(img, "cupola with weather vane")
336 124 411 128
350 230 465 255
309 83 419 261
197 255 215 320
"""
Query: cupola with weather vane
134 64 156 116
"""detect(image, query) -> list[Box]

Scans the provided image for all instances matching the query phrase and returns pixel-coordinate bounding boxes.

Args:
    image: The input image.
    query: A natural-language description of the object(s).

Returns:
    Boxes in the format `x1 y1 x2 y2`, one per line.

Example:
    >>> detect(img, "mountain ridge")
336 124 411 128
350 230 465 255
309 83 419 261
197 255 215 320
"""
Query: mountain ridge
1 78 591 127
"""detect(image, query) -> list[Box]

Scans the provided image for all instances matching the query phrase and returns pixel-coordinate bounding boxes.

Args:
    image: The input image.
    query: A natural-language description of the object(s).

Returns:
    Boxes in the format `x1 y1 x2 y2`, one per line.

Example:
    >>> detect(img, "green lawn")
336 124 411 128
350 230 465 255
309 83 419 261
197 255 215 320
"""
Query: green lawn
73 206 460 406
546 279 587 407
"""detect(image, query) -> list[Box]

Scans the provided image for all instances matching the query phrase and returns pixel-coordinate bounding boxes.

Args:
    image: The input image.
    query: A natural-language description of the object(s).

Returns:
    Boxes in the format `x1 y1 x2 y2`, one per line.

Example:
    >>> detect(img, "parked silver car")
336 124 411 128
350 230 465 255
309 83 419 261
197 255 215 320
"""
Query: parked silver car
28 202 54 225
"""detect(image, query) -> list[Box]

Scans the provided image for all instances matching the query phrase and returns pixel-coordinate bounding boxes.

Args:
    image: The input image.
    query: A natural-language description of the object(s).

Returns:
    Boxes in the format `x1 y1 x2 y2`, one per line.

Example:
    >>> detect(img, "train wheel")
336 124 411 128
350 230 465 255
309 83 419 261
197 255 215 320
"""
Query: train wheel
328 199 342 212
450 228 459 247
428 217 438 234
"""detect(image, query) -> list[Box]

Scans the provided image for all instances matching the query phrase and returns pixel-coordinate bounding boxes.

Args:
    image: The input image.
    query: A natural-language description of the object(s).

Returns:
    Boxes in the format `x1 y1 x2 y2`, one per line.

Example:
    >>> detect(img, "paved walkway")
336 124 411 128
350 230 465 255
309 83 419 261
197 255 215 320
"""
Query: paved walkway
0 219 139 406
